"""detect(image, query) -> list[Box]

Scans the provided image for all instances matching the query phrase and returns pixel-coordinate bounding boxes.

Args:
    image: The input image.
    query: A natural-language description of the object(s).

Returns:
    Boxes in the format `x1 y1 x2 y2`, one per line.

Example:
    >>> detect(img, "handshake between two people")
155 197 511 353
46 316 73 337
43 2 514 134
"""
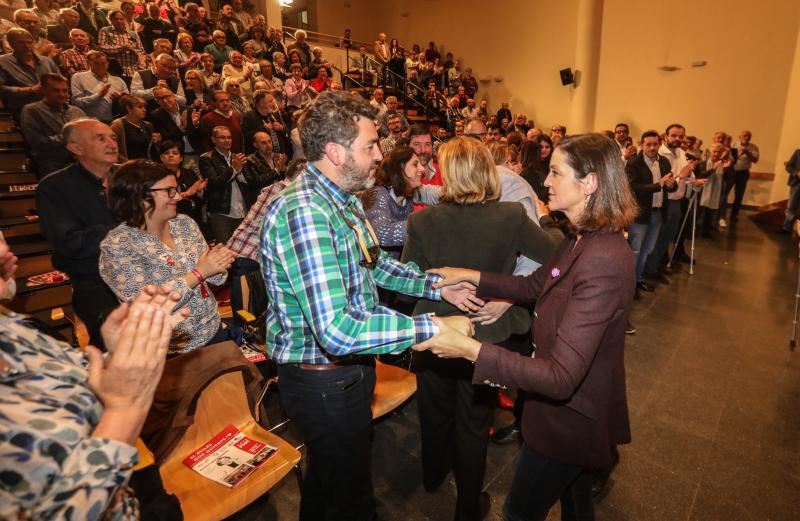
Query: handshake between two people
413 267 490 363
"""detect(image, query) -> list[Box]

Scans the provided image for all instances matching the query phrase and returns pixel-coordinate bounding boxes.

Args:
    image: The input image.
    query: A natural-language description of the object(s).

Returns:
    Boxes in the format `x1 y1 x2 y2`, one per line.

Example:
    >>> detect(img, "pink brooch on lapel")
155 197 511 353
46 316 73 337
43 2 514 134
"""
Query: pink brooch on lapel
551 267 560 278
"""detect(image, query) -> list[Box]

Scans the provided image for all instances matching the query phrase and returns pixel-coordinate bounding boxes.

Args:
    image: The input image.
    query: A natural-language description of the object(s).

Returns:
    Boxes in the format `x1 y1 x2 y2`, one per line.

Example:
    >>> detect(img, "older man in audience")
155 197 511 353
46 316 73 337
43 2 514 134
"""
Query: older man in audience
378 95 409 137
131 53 186 111
230 0 253 41
0 28 60 117
380 112 404 156
137 36 171 71
4 9 56 56
45 7 78 48
32 0 59 29
57 27 89 74
242 130 283 189
204 29 233 73
719 130 759 228
71 50 127 123
74 0 109 41
136 2 176 53
21 73 86 177
182 2 212 51
97 9 143 79
148 85 201 160
36 118 120 350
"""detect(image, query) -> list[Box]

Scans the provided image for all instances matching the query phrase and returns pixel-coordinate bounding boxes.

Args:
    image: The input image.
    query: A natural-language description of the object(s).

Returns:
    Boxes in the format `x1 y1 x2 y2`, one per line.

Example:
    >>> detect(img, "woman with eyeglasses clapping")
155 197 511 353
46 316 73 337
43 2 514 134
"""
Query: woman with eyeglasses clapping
99 160 235 353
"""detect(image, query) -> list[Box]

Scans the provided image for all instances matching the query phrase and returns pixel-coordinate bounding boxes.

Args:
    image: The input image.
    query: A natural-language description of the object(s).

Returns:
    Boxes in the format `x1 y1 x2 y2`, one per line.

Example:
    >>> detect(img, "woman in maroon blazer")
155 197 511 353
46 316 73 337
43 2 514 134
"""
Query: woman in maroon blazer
418 133 638 520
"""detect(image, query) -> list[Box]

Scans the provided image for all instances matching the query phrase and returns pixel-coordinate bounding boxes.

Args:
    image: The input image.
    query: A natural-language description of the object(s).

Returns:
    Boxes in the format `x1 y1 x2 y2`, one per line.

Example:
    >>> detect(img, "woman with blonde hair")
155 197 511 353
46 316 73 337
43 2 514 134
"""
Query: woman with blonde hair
400 136 560 521
417 133 638 520
174 32 201 79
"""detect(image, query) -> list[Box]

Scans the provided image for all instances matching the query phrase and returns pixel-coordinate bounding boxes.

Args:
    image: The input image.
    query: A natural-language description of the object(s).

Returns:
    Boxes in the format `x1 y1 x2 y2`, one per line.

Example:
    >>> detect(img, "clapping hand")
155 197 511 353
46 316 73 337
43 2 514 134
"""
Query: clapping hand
100 284 189 353
196 244 235 279
231 152 246 171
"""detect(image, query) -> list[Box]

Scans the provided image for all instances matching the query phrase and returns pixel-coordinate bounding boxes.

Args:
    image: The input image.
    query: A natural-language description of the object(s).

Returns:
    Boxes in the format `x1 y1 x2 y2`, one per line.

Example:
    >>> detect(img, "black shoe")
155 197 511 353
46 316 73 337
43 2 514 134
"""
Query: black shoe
491 423 521 444
637 281 655 292
626 322 636 335
645 272 670 285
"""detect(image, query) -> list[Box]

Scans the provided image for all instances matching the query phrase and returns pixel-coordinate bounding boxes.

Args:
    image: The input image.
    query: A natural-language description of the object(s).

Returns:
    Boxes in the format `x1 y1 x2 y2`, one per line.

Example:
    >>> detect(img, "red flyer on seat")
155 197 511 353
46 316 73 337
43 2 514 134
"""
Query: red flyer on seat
183 423 278 487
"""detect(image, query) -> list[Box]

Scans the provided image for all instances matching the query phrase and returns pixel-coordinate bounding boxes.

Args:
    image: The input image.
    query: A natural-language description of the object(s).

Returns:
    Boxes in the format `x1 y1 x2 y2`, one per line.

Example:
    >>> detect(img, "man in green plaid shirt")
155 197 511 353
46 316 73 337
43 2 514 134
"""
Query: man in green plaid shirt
259 91 478 520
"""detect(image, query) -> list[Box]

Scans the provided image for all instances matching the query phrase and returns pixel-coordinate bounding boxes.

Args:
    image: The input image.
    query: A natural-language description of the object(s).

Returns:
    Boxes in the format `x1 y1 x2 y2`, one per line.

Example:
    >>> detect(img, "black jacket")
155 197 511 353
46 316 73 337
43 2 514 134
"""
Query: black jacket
73 3 109 42
199 149 262 214
242 152 281 189
35 162 118 279
147 106 202 153
625 151 674 224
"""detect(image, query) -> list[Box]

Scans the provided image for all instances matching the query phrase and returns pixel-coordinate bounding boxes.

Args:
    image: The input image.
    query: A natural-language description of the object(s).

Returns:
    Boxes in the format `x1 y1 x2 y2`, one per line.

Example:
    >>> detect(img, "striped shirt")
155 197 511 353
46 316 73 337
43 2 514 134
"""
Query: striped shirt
228 179 290 261
259 164 441 365
97 27 144 77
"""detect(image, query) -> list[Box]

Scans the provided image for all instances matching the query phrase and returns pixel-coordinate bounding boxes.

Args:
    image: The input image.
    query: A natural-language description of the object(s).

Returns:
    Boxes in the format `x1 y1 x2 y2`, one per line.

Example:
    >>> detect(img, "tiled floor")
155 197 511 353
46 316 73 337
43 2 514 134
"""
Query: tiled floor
233 214 800 521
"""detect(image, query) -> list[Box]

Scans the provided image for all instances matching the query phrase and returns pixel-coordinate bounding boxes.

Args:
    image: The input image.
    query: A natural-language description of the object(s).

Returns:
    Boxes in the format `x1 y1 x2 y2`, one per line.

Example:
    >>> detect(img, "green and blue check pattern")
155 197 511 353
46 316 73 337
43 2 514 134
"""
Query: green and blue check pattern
259 164 441 365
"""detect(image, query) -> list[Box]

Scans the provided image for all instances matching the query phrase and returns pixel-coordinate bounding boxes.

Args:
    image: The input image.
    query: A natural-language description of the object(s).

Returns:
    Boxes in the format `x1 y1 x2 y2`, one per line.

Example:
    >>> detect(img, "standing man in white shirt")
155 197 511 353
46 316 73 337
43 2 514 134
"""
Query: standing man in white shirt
71 50 127 123
719 130 759 228
373 32 389 86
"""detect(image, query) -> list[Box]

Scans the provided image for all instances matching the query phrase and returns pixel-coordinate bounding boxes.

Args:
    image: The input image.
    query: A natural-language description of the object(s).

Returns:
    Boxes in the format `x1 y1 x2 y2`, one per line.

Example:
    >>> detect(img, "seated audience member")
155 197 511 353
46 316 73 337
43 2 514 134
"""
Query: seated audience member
550 123 567 142
379 113 404 156
378 95 410 137
241 89 285 155
71 50 128 123
204 29 233 73
230 0 253 40
200 90 243 152
445 96 463 131
268 27 286 60
118 0 137 32
199 52 222 91
131 53 186 112
148 85 201 158
460 67 478 98
20 73 86 177
215 4 242 50
224 77 252 116
400 137 559 520
520 139 548 201
45 7 79 49
157 139 206 225
74 0 109 42
57 28 90 74
310 64 332 93
241 41 260 71
287 28 311 65
461 98 478 119
535 133 553 170
370 87 388 118
454 85 468 108
243 130 284 188
506 113 531 135
36 119 121 349
272 50 288 80
100 160 235 352
697 142 730 238
283 63 316 109
5 9 56 57
32 0 60 29
496 102 511 125
526 127 542 141
200 125 255 243
0 231 16 302
245 24 268 57
409 123 442 187
0 263 188 520
257 59 283 96
485 123 503 141
625 130 675 291
97 10 143 80
138 37 172 71
174 32 201 78
182 2 211 52
136 1 176 53
350 45 377 86
184 68 214 109
308 46 331 78
364 146 424 258
222 50 254 101
227 157 303 321
111 94 160 161
0 28 59 117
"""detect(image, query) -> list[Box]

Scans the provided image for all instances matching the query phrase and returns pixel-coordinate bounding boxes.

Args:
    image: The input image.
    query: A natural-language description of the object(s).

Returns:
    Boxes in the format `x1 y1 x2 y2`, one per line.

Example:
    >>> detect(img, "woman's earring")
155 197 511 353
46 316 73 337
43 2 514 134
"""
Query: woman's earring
585 193 592 205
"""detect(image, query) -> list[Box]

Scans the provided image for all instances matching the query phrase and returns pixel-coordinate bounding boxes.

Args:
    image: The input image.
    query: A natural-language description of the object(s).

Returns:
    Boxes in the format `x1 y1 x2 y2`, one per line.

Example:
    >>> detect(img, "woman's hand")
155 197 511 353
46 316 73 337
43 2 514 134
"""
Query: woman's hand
535 197 550 217
185 178 208 197
427 267 480 289
101 285 189 352
441 281 485 313
413 315 482 362
196 244 235 279
151 131 162 144
469 299 513 325
88 301 176 445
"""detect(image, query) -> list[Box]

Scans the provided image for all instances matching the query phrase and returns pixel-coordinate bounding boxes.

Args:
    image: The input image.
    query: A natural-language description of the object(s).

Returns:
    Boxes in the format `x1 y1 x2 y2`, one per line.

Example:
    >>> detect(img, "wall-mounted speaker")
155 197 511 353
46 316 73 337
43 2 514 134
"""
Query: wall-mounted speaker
560 68 575 86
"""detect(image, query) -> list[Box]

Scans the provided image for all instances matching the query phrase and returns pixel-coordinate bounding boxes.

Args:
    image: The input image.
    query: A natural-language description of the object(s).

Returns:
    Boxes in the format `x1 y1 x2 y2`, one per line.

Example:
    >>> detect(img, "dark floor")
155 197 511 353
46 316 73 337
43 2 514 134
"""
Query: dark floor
234 213 800 521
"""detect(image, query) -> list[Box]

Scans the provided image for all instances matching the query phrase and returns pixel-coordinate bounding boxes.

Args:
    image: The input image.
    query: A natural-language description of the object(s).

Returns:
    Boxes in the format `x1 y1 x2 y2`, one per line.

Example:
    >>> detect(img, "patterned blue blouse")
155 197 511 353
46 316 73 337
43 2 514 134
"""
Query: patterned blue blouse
99 214 227 353
0 308 139 520
365 185 414 258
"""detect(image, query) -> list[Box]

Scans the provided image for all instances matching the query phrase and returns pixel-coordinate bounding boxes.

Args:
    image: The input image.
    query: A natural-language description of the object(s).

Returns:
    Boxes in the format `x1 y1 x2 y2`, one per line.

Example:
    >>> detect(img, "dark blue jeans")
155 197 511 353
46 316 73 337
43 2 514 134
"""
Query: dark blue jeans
503 444 594 521
277 363 377 521
229 257 261 325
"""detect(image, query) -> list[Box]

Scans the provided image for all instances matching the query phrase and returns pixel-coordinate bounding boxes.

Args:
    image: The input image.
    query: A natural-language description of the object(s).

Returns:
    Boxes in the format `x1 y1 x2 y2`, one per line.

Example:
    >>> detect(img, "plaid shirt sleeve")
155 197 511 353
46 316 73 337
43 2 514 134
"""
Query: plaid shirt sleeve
277 203 437 355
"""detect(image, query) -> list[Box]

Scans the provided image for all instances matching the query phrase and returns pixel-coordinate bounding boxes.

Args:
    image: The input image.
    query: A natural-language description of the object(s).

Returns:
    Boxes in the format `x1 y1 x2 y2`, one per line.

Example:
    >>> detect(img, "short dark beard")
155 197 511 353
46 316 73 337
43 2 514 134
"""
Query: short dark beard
340 152 374 193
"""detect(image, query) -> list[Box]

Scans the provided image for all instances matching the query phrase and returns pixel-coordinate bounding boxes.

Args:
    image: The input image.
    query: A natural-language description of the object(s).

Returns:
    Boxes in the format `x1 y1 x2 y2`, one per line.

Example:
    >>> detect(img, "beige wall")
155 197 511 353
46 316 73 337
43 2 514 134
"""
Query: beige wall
309 0 800 204
771 21 800 202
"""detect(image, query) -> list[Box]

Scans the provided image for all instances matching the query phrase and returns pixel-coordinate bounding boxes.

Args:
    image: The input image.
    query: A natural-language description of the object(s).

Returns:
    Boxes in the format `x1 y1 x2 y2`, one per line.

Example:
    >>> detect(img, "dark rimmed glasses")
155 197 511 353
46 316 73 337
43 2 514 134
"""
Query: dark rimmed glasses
148 186 180 198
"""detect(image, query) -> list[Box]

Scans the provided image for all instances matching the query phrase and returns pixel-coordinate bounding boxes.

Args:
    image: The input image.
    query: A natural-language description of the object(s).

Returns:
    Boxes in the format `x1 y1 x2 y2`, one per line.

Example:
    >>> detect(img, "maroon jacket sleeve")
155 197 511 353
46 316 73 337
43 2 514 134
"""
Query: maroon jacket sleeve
472 249 626 401
477 268 547 305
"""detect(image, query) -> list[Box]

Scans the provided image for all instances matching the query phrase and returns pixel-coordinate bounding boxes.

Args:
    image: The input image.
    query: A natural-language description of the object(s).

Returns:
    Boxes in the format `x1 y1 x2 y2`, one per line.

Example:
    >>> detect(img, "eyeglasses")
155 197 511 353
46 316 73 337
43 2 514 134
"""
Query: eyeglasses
148 186 180 198
340 207 381 270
